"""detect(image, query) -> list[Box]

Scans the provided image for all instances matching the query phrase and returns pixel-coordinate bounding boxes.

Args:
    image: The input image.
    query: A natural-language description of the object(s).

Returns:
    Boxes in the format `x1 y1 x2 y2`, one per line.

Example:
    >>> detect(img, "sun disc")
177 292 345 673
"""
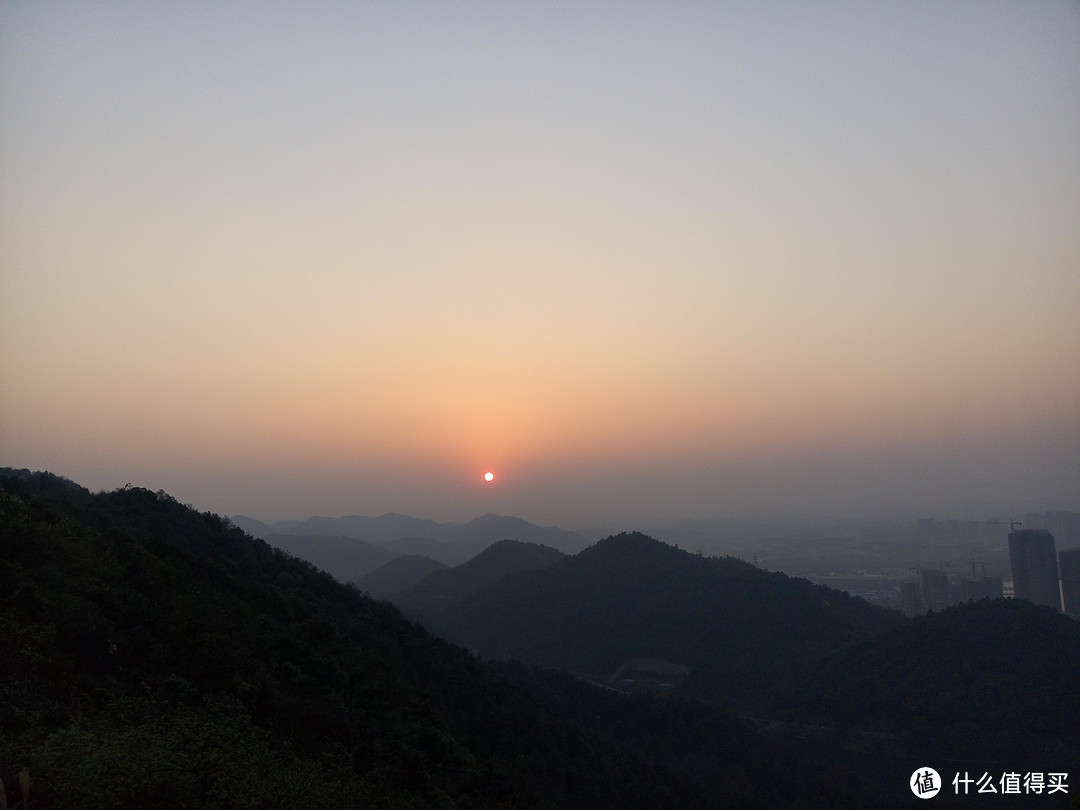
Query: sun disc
484 471 494 482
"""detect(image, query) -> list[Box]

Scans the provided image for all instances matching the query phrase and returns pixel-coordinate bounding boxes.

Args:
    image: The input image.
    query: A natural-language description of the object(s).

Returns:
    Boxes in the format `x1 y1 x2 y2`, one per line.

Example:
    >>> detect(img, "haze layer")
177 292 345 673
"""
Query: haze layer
2 3 1078 524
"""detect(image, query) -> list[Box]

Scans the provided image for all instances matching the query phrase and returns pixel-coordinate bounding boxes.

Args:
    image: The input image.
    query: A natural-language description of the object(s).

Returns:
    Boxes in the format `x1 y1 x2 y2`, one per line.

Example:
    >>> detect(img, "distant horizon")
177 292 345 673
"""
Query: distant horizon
228 503 1080 531
6 464 1076 540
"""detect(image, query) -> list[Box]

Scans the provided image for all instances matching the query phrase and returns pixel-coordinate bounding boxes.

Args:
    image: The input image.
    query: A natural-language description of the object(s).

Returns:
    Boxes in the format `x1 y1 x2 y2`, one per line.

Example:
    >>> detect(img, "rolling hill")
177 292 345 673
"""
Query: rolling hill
235 511 589 567
0 470 878 808
784 597 1080 756
418 531 1080 780
354 553 448 597
424 532 903 702
389 540 566 619
263 532 400 581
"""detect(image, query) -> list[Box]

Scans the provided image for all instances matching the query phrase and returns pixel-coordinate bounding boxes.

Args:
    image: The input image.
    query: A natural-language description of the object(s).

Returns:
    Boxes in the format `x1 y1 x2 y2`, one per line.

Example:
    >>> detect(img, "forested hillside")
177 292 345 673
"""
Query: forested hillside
786 597 1080 757
390 540 565 619
263 532 400 581
0 471 877 809
420 531 1080 794
425 532 904 703
355 554 448 597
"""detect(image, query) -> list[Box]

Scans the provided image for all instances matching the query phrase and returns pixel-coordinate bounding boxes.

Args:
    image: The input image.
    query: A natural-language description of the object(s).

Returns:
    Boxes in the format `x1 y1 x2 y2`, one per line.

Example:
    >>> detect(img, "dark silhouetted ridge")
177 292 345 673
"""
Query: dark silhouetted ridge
232 509 588 567
429 531 902 703
354 553 447 597
264 532 400 581
0 468 882 808
784 597 1080 753
391 539 565 617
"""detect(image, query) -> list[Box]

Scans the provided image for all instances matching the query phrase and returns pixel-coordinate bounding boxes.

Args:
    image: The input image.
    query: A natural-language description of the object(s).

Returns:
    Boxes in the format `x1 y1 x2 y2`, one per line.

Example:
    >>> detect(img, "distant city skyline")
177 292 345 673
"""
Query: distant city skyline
2 3 1078 526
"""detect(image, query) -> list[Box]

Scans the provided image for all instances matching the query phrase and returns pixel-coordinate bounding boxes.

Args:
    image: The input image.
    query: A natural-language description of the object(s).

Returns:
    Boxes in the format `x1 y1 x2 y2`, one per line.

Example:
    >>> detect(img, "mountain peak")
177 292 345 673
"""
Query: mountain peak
388 539 565 617
581 531 690 564
465 538 565 568
596 531 669 548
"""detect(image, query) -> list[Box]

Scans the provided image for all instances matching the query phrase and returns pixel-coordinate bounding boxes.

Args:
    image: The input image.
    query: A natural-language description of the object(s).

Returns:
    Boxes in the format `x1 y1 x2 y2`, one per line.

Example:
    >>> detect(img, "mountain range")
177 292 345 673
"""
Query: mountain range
2 469 882 808
233 511 590 576
354 553 448 598
394 532 903 702
4 468 1079 807
382 530 1080 768
389 539 566 619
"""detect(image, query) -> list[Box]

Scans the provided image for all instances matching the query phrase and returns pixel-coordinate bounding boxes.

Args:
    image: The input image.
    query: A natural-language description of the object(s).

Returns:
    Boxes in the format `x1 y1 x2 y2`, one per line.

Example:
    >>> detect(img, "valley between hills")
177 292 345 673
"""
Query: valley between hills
3 469 1078 808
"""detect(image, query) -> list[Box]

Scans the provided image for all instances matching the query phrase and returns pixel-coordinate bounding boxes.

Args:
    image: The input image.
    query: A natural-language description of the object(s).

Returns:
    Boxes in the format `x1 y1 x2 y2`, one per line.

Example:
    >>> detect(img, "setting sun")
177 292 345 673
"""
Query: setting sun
0 2 1075 527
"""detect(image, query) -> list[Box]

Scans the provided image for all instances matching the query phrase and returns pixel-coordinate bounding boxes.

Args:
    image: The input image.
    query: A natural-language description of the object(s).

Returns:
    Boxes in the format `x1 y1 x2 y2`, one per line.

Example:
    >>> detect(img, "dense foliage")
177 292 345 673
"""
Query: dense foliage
416 531 1080 802
787 598 1080 755
263 531 401 582
391 540 565 618
355 554 448 598
424 532 904 703
0 471 877 809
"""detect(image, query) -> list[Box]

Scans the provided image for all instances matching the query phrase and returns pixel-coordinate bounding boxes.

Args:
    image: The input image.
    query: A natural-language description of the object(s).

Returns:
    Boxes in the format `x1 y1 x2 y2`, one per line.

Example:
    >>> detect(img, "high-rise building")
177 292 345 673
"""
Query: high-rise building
899 580 923 616
920 568 950 612
1008 529 1060 610
1059 549 1080 619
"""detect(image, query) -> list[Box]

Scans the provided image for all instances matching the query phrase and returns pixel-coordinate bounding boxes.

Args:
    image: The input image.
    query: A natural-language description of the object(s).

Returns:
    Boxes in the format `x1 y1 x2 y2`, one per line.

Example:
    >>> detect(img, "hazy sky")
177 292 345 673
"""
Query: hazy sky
2 2 1078 528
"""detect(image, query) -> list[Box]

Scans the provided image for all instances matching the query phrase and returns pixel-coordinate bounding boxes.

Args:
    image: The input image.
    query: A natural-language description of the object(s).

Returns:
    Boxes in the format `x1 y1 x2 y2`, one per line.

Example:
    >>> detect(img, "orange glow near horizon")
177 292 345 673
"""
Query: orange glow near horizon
1 4 1077 524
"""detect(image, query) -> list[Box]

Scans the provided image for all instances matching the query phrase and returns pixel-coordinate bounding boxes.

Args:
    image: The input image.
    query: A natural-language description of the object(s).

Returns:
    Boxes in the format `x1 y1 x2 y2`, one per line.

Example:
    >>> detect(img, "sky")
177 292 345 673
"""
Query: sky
2 2 1078 529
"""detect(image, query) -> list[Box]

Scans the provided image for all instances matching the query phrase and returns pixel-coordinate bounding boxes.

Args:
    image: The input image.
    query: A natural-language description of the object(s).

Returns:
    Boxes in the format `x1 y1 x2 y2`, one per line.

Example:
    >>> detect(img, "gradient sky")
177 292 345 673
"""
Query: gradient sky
2 2 1078 528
